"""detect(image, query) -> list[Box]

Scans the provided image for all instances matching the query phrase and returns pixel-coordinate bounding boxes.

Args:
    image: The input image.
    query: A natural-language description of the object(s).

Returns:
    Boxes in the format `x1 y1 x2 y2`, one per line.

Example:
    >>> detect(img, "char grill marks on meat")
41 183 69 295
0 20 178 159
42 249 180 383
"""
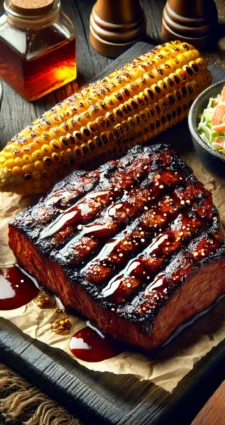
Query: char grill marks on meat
20 145 177 248
9 144 225 350
83 176 210 287
40 147 181 252
116 222 222 326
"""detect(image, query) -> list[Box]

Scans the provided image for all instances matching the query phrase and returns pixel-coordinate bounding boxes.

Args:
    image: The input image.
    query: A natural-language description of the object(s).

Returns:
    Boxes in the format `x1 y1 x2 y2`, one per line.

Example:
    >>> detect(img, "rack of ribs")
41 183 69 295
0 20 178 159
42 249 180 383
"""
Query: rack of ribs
8 144 225 351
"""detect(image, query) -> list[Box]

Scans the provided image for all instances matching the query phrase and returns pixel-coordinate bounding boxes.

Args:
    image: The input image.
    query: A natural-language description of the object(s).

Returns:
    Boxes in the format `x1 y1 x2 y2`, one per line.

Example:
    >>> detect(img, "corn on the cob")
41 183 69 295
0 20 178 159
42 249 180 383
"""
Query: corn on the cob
0 40 211 195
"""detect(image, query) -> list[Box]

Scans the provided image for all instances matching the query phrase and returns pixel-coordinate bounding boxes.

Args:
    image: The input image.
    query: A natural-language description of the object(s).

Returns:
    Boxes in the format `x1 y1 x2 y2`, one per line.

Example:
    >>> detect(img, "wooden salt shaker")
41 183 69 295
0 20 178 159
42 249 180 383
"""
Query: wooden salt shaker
90 0 146 58
162 0 218 50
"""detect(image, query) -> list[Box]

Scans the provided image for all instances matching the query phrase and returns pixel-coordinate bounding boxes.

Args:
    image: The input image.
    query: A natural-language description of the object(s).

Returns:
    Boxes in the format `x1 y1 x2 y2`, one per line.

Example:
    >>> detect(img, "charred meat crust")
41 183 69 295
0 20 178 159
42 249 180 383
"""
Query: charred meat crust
8 144 225 350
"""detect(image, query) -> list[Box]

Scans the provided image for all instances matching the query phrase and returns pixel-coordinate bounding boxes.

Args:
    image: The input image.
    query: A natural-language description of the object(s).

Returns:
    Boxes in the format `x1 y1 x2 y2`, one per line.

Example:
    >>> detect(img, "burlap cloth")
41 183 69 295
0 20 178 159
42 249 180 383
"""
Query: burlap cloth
0 363 82 425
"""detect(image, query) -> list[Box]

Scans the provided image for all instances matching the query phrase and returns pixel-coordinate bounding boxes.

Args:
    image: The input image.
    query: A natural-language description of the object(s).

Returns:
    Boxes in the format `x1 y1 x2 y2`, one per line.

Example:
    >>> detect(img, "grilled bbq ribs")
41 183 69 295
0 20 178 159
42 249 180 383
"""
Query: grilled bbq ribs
9 144 225 351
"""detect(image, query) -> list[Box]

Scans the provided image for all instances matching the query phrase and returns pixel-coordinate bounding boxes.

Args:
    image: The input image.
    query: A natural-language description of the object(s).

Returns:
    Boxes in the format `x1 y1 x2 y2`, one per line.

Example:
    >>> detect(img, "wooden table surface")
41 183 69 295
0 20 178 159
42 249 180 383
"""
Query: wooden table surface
0 0 225 424
0 0 225 148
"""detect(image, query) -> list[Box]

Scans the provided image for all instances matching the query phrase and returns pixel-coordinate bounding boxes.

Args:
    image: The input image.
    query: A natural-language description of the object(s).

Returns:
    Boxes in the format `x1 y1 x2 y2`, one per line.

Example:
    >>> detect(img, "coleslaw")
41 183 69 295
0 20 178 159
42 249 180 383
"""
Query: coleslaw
198 86 225 154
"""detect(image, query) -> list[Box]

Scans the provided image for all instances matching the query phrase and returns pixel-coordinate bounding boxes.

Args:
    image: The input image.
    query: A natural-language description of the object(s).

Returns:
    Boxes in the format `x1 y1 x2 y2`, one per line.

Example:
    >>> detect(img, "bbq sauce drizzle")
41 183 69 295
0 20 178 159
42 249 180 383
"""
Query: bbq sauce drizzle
69 323 121 362
0 265 39 310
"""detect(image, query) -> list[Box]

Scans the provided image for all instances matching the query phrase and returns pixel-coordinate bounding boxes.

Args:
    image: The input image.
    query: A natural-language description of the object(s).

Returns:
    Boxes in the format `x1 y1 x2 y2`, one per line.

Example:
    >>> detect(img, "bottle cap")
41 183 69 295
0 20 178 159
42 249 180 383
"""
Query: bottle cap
9 0 55 16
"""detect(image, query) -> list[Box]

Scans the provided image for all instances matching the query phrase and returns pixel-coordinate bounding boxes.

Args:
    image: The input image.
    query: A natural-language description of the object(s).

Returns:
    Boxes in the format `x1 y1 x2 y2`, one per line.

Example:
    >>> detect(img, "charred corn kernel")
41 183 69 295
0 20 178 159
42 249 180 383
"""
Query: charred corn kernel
52 152 60 162
66 148 72 156
41 144 52 155
43 156 53 166
50 140 62 150
0 40 212 195
42 170 49 179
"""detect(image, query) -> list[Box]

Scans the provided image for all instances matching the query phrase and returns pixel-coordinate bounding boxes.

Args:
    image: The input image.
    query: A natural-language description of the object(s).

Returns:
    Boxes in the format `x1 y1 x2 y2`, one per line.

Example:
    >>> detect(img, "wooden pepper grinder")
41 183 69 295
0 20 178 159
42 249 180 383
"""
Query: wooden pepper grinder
162 0 218 50
90 0 146 58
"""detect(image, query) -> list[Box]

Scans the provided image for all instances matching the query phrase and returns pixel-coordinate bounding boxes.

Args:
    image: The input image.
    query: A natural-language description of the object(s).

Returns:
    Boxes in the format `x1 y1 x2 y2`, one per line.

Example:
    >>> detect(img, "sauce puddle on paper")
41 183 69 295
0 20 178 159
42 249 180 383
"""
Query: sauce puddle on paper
0 265 39 310
69 325 121 362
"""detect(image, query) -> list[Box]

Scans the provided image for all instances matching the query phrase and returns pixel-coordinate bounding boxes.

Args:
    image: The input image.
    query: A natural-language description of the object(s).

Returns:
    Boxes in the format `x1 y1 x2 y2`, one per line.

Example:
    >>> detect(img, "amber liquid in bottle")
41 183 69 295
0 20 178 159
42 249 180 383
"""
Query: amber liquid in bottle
0 32 76 101
0 6 77 101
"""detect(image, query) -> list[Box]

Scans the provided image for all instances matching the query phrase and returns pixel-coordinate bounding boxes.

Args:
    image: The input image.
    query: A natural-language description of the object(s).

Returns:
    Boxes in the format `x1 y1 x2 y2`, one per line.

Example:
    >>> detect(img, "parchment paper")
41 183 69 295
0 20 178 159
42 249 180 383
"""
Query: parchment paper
1 152 225 393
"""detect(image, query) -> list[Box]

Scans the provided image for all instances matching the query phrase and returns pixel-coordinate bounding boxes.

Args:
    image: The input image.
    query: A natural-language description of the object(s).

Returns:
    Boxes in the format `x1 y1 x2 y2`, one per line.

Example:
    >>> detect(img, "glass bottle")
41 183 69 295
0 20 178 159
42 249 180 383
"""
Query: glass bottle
0 0 76 101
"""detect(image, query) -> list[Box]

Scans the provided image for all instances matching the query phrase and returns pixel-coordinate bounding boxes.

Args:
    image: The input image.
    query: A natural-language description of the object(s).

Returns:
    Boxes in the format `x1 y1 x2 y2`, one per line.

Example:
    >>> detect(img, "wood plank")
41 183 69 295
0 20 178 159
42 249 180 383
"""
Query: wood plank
1 41 225 425
0 0 225 425
2 316 225 425
0 1 225 424
191 381 225 425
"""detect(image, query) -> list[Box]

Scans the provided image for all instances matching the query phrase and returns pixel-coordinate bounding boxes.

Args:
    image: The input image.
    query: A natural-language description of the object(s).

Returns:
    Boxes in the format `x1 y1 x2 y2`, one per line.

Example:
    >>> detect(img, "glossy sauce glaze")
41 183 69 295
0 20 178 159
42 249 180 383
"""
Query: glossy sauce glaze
69 325 121 362
40 191 111 240
0 266 39 310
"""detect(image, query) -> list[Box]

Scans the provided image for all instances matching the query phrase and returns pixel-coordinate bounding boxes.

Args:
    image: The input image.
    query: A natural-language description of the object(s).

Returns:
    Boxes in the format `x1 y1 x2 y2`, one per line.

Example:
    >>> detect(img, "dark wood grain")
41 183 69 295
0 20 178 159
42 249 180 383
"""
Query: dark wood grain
1 315 225 425
1 0 225 424
0 40 225 425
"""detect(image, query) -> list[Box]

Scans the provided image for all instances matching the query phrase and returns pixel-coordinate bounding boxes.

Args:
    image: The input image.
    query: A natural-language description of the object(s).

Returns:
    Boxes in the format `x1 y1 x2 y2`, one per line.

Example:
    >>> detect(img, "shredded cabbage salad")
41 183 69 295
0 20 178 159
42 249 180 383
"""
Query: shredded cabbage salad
198 86 225 155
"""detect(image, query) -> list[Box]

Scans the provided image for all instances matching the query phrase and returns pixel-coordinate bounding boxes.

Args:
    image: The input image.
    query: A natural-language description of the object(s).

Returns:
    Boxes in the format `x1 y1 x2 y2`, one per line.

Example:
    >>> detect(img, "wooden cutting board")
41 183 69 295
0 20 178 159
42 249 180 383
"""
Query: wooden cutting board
191 380 225 425
1 42 225 425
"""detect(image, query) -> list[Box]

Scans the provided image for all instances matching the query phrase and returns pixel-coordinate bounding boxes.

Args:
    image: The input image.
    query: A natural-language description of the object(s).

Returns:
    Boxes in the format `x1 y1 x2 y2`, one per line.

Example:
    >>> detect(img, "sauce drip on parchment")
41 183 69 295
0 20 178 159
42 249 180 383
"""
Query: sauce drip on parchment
0 266 39 310
69 325 121 362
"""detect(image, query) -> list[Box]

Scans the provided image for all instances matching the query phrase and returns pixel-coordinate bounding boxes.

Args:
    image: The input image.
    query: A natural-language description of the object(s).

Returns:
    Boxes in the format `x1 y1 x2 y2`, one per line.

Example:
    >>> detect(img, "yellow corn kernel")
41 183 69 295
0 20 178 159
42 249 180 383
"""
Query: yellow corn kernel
50 140 62 150
23 154 32 164
12 166 22 176
5 159 15 168
41 144 52 155
34 160 44 171
22 164 35 174
4 152 14 159
29 141 41 152
15 157 23 166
